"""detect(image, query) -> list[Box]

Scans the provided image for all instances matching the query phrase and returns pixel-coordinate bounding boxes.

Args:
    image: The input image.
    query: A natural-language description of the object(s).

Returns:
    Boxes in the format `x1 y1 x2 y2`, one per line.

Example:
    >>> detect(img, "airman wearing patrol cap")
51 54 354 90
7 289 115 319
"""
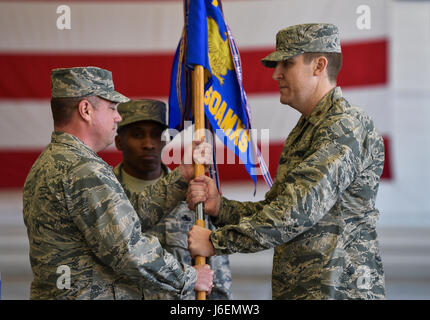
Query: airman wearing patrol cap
23 67 214 300
116 99 168 132
115 99 169 182
187 23 386 300
114 99 233 300
51 66 129 103
261 23 341 68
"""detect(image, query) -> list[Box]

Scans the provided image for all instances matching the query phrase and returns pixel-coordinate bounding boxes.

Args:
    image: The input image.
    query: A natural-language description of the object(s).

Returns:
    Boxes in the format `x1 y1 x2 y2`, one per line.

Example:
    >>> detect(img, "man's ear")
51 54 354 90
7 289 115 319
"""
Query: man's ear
77 99 93 123
115 134 122 151
313 56 328 77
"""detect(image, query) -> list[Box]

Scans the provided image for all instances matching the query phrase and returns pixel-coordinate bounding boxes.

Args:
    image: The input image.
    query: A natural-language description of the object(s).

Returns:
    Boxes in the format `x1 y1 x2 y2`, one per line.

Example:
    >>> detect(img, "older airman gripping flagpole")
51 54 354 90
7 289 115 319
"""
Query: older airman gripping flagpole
193 64 207 300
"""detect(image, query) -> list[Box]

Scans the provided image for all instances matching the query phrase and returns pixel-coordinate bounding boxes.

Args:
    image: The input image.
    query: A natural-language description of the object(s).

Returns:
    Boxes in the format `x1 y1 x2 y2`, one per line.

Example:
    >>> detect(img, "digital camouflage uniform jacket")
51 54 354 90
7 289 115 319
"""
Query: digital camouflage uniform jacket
114 163 233 300
23 132 197 299
210 87 386 299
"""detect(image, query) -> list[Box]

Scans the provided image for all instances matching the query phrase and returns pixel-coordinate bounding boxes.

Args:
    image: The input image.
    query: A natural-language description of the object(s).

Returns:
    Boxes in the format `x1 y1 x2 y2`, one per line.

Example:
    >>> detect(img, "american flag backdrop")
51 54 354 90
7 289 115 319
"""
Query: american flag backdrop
0 0 392 187
8 0 424 227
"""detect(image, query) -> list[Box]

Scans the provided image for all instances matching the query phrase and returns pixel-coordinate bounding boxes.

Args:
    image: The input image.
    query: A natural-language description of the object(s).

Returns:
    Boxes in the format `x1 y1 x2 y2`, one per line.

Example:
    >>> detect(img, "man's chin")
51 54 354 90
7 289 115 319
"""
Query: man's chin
96 140 114 153
280 97 290 106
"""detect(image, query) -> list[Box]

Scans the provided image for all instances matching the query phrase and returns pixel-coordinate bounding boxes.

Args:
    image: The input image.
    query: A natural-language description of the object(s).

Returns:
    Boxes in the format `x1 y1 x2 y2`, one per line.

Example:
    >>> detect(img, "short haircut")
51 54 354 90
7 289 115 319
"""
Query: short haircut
302 52 342 84
50 96 99 127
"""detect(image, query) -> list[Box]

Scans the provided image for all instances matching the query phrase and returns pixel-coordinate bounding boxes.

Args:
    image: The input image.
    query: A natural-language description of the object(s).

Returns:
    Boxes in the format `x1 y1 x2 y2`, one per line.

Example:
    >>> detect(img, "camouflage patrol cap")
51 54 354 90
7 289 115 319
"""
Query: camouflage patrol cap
117 99 167 131
51 66 129 103
261 23 341 68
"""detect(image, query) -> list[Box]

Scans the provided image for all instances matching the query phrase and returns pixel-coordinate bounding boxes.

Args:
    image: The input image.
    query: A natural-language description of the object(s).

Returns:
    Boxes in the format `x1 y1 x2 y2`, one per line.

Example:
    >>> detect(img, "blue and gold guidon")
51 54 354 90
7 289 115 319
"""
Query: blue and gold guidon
169 0 272 188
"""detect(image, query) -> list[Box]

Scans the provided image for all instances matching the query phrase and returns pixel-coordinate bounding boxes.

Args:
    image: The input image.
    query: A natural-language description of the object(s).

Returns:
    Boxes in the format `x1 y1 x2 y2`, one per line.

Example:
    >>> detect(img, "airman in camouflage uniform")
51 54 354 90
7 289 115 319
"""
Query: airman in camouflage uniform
187 24 386 299
22 67 214 299
114 99 232 300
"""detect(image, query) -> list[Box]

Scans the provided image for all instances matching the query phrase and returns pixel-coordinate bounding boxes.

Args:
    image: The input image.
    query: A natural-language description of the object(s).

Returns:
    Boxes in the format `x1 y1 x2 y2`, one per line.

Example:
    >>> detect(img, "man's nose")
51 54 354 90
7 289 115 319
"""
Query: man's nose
272 62 283 81
114 109 122 123
142 137 155 149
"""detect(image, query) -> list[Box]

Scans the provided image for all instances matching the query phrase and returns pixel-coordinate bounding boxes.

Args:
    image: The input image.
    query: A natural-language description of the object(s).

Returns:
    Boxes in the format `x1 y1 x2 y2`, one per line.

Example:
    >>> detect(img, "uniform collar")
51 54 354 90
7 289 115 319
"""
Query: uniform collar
51 131 98 158
113 161 170 183
304 86 343 126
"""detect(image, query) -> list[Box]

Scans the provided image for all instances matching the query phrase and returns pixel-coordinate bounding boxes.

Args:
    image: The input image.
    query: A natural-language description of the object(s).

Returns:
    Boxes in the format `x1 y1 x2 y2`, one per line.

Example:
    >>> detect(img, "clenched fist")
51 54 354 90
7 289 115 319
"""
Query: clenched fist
188 225 215 258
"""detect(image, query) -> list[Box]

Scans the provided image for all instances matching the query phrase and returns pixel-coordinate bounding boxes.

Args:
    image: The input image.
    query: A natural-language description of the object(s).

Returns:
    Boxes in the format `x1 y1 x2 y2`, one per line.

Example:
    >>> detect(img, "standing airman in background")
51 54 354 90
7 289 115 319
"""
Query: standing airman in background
114 99 232 299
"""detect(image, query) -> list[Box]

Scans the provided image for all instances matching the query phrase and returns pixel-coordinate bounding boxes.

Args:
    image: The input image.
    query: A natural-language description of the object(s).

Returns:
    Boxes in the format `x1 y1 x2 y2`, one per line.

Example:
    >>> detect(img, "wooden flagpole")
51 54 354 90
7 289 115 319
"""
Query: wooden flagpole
192 65 207 300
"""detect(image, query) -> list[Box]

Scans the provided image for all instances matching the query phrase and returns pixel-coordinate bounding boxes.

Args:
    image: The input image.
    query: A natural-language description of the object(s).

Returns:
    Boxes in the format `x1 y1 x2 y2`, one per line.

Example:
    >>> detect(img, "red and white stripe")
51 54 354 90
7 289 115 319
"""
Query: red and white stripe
0 0 392 189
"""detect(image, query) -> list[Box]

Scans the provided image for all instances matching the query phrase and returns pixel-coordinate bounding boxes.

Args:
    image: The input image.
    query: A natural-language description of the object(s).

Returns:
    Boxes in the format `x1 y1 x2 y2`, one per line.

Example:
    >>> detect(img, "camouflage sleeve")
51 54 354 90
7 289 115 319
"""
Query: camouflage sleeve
210 120 364 254
64 162 197 296
128 168 188 230
210 196 268 227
